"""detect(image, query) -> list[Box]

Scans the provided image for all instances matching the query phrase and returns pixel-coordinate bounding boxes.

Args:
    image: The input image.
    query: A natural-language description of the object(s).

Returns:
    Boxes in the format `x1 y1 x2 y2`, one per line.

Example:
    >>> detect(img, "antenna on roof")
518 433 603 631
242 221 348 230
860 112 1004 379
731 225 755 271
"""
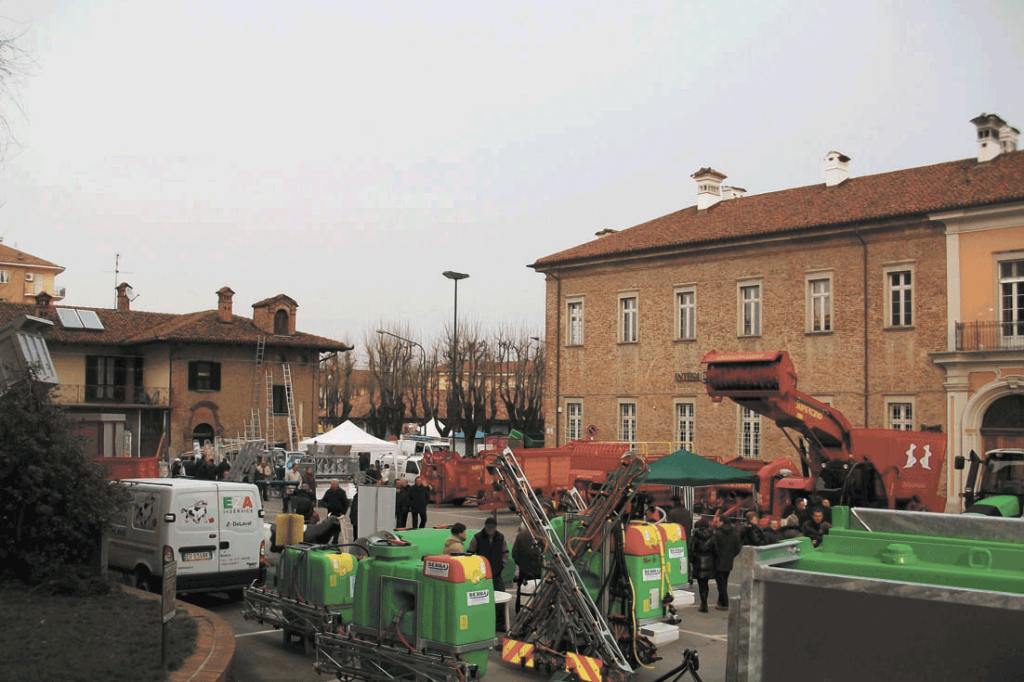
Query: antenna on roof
104 254 134 308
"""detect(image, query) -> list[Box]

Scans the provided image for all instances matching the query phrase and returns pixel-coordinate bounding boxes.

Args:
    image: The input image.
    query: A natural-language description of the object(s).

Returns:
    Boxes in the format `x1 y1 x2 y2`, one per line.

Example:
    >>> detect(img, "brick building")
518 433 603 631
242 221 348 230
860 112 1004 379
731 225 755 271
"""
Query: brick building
530 115 1024 512
0 285 350 461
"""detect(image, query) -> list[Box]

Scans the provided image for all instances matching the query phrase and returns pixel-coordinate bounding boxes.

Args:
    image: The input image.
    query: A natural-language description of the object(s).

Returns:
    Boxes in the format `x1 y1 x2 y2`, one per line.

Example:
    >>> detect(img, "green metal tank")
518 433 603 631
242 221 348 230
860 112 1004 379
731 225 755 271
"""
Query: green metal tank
789 506 1024 592
656 522 689 589
419 554 497 675
620 522 668 623
352 538 423 642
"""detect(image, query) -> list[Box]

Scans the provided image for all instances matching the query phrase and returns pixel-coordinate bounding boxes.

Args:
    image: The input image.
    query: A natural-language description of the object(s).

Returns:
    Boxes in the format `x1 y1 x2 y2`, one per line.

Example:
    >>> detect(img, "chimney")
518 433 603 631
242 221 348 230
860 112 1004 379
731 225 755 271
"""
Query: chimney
971 113 1018 162
35 291 52 311
115 282 132 312
692 167 727 210
217 286 235 324
721 186 746 200
1000 123 1020 154
824 151 851 187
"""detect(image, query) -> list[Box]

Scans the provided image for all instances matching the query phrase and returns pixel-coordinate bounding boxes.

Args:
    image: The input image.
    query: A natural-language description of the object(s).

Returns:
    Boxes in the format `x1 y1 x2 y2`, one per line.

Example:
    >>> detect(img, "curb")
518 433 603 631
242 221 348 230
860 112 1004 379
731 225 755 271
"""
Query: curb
123 585 235 682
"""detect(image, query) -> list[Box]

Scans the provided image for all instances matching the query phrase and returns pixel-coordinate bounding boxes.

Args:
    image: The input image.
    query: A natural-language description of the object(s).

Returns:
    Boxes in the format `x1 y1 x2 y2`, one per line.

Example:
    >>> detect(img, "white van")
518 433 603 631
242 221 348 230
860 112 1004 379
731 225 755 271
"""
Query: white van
107 478 267 599
376 451 423 484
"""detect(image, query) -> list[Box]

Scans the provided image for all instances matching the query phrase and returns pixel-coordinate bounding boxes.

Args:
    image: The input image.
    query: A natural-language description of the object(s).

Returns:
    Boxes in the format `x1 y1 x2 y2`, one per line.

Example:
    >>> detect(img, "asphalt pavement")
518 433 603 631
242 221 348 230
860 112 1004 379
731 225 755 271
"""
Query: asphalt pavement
188 494 732 682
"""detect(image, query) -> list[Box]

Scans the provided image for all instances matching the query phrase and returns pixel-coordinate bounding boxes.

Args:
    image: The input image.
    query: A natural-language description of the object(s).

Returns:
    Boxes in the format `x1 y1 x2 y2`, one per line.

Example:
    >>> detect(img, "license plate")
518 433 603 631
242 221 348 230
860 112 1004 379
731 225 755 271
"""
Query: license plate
183 551 213 562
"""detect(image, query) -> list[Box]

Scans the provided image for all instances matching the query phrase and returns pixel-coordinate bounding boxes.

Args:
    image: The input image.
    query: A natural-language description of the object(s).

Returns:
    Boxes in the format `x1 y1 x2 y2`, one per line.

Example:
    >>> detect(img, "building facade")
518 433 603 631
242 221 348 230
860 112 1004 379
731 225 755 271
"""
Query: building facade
0 240 66 304
531 115 1024 512
0 286 350 460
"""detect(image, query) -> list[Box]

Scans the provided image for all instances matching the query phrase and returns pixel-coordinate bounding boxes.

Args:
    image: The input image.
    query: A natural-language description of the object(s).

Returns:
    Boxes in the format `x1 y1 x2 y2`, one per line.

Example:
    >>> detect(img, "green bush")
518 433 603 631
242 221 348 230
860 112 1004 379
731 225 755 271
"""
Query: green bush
0 375 130 583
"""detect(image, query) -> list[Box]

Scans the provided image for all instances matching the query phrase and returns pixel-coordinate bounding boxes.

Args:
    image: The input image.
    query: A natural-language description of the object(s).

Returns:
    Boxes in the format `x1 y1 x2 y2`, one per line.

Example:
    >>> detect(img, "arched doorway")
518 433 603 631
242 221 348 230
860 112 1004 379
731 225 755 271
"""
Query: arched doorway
981 394 1024 451
192 423 215 447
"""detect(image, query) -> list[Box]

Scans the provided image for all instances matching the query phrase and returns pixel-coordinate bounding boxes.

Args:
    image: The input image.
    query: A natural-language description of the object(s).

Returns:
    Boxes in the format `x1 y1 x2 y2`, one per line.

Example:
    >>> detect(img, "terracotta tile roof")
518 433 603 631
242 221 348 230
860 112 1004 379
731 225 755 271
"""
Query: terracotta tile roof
531 151 1024 268
0 243 64 271
0 302 351 351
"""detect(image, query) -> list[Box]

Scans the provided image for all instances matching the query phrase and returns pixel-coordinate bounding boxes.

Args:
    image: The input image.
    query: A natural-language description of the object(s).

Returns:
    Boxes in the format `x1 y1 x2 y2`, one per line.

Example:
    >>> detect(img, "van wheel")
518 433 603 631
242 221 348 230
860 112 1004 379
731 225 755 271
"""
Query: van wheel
452 498 466 506
133 568 156 594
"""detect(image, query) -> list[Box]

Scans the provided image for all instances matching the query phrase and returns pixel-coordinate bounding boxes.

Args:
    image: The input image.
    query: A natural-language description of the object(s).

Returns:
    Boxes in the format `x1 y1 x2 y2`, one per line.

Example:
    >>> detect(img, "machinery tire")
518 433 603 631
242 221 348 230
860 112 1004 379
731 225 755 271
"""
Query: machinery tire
452 498 466 506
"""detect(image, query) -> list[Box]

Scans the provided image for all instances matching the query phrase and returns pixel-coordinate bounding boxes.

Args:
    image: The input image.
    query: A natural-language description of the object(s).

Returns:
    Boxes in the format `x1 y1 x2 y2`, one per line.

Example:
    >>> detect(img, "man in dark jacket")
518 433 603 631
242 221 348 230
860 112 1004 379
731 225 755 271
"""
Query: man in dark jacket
741 511 766 546
320 479 350 544
688 518 716 612
665 496 693 540
801 507 831 547
713 518 742 610
407 477 432 529
292 484 316 523
468 517 509 630
395 479 411 528
511 523 543 613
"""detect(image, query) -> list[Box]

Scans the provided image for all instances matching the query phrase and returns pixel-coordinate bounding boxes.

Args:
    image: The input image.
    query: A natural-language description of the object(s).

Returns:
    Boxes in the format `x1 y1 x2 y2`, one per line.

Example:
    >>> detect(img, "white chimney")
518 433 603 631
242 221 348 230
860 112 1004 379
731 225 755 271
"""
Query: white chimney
824 151 851 187
972 113 1012 162
692 167 727 210
722 186 746 200
1000 123 1020 154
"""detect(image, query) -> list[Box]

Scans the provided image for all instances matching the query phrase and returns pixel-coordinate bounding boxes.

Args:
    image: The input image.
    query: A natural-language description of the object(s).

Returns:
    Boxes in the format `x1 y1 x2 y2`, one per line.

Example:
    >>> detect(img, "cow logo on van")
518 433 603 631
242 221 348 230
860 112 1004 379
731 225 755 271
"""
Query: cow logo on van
181 499 213 524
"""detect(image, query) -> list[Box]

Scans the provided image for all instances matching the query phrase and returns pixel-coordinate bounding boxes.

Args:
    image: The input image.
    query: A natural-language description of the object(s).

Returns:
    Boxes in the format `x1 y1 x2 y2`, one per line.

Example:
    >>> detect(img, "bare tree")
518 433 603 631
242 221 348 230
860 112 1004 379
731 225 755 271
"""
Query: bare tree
319 350 354 428
0 30 27 160
365 324 432 439
494 325 545 440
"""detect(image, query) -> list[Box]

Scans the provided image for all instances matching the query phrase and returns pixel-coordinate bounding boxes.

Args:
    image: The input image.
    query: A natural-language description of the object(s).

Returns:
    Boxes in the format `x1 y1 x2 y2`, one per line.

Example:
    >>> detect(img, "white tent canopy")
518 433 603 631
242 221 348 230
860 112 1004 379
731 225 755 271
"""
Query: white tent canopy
299 420 395 456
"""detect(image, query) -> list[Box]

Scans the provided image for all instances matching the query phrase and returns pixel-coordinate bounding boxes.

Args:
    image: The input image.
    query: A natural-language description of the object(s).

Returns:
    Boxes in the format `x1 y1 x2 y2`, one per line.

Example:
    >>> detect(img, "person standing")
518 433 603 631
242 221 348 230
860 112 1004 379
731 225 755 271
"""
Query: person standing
408 476 432 529
468 517 510 631
444 523 467 554
253 457 273 501
320 478 350 543
302 466 317 498
395 479 411 528
713 518 742 611
665 496 693 540
688 518 716 613
511 523 543 613
283 463 302 513
292 484 316 524
741 511 766 546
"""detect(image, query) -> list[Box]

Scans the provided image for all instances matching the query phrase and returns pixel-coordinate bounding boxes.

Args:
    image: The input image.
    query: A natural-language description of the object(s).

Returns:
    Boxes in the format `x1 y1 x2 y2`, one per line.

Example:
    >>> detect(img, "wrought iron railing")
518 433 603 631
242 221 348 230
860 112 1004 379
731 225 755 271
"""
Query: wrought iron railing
53 384 170 406
956 320 1024 351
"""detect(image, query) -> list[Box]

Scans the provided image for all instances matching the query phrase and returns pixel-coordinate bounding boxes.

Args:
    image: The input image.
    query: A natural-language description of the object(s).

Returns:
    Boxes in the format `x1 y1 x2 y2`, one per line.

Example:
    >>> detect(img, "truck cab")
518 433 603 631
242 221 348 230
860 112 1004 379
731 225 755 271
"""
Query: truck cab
956 449 1024 517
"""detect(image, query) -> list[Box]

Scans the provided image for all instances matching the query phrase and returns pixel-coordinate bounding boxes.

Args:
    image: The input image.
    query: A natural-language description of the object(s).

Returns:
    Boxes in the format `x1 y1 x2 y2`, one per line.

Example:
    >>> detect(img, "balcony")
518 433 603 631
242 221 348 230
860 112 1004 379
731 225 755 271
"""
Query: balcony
53 384 170 407
956 321 1024 351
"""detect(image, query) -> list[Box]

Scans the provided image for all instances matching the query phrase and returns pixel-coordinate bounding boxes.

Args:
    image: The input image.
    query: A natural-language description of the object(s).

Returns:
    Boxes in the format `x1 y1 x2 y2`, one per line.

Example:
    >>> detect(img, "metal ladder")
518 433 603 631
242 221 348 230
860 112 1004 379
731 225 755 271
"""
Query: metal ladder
264 369 276 449
243 336 266 441
283 363 301 450
489 447 643 680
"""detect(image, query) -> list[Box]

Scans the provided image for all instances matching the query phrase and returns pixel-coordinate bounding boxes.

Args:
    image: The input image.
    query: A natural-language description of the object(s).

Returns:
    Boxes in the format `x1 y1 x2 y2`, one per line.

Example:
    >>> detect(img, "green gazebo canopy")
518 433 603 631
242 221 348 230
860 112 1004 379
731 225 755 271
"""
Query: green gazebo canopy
645 448 759 487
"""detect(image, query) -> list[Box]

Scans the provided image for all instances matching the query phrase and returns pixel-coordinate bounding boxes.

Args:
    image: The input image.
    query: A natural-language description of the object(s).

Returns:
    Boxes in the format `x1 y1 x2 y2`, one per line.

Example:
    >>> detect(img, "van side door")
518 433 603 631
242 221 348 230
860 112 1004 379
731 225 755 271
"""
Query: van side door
217 484 262 573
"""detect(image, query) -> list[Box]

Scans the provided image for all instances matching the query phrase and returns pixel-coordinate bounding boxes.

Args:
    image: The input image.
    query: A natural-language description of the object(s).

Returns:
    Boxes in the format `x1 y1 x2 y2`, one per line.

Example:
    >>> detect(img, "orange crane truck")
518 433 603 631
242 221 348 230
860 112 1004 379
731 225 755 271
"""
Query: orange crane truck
702 349 948 513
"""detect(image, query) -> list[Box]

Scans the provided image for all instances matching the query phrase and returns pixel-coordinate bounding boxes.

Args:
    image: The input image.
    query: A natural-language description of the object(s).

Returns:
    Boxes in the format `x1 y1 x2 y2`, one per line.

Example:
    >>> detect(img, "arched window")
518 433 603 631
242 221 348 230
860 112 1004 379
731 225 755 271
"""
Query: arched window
982 395 1024 451
192 423 215 444
274 309 289 335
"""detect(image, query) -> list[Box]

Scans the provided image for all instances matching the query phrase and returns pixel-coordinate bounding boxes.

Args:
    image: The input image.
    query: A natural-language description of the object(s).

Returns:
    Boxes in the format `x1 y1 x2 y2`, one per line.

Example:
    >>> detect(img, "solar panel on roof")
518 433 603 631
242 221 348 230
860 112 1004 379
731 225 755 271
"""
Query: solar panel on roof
77 310 104 330
56 307 84 329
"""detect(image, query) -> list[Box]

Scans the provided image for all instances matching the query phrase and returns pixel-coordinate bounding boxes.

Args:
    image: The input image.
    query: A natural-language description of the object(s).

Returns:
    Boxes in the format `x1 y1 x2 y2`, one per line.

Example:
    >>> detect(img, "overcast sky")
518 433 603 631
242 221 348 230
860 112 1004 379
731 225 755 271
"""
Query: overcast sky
0 1 1021 353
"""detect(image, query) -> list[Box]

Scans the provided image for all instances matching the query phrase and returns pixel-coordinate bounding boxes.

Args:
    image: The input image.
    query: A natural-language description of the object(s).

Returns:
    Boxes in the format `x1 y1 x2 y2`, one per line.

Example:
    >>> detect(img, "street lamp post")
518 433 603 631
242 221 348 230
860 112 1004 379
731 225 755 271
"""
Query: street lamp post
442 271 469 440
376 329 428 435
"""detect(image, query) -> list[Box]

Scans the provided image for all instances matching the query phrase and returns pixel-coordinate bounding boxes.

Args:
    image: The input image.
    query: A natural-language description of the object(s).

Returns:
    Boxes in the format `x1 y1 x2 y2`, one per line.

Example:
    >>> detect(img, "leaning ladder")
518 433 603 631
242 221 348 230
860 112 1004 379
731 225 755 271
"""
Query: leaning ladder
264 369 276 449
283 363 301 450
244 336 266 441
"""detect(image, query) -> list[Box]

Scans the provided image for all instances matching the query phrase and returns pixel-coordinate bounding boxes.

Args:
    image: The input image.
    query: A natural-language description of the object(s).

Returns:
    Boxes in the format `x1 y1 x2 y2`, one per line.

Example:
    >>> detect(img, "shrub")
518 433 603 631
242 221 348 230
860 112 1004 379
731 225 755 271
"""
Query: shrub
0 374 130 583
